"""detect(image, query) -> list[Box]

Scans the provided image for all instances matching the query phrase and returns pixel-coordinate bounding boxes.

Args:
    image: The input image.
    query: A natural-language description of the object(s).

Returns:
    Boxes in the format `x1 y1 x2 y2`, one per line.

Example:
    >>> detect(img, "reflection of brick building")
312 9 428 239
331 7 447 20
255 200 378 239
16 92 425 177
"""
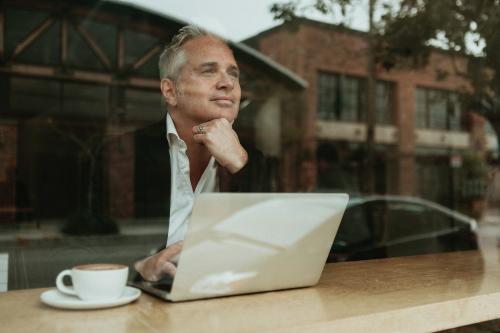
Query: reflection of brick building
0 0 306 224
246 18 495 206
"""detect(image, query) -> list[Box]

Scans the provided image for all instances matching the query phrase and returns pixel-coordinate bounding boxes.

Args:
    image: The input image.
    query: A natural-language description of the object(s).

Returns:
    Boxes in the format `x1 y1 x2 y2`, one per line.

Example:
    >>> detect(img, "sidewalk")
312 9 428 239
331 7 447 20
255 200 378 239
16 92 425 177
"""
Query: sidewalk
480 208 500 225
0 219 166 242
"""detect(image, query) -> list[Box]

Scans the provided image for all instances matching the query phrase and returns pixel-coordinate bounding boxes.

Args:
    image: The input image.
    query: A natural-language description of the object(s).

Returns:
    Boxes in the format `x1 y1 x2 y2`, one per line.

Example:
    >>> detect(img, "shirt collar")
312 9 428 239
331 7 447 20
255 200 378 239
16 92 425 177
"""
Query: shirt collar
166 113 217 170
165 112 180 146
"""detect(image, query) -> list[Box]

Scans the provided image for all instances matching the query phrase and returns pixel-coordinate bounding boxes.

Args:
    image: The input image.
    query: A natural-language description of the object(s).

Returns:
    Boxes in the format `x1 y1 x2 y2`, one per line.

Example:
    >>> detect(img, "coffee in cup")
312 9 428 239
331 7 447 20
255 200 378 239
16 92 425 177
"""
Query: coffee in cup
56 263 128 301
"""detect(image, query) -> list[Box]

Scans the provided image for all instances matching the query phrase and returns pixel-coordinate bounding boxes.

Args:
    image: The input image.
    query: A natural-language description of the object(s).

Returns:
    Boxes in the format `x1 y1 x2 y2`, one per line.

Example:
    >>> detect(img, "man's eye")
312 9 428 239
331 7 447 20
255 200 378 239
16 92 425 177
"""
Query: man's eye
202 68 215 74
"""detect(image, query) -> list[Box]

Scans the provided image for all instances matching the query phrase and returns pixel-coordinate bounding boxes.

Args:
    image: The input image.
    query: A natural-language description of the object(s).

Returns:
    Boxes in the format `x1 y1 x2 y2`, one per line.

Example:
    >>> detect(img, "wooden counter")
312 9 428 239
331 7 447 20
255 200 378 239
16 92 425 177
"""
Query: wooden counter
1 250 500 333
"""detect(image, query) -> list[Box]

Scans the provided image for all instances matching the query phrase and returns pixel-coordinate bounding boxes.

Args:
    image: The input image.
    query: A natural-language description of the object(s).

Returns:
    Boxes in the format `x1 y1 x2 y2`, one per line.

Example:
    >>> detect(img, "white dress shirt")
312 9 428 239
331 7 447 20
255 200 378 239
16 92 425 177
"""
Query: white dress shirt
165 113 218 246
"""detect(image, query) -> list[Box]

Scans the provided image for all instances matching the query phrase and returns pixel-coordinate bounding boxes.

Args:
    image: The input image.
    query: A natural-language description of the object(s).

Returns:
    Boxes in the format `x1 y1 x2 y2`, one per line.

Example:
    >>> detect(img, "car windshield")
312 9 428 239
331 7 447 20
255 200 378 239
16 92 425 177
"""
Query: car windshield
336 202 375 244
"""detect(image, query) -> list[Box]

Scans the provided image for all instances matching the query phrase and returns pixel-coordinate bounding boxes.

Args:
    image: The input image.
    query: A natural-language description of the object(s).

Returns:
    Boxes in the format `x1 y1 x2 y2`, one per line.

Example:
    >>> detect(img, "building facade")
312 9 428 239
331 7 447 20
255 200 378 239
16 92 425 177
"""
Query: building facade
246 18 495 211
0 0 307 225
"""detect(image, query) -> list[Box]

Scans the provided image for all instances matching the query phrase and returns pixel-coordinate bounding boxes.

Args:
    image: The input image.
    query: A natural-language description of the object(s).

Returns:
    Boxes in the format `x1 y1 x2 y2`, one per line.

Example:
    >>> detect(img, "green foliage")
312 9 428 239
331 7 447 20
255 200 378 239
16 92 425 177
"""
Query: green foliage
271 0 500 154
270 0 350 22
461 152 489 179
459 152 489 200
270 2 299 21
270 0 499 84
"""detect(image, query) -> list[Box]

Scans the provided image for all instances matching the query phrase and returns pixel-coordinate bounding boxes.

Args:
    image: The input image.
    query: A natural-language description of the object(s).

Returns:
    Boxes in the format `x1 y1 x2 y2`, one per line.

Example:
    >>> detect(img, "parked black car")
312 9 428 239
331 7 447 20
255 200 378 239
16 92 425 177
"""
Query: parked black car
329 195 478 262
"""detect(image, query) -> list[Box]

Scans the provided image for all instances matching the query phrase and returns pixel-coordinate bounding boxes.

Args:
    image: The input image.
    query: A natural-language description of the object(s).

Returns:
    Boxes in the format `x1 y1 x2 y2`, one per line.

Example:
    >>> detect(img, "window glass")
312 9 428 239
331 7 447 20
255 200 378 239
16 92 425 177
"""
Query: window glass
10 77 60 116
62 82 109 119
79 19 118 68
316 142 363 193
415 87 464 131
341 76 361 122
67 24 106 71
415 88 427 128
14 20 61 66
336 203 377 244
10 77 108 119
415 148 457 207
134 55 160 78
385 202 429 240
317 72 393 124
317 72 338 120
448 93 462 131
429 90 448 130
485 119 496 135
124 88 162 122
0 1 496 305
124 29 160 69
426 208 454 230
375 81 394 125
5 9 50 56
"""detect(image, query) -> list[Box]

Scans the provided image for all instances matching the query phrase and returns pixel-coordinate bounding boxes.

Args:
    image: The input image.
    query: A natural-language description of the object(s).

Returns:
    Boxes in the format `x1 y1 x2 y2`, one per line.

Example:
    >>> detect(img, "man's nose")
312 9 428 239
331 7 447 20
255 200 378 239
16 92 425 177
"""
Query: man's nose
216 72 235 90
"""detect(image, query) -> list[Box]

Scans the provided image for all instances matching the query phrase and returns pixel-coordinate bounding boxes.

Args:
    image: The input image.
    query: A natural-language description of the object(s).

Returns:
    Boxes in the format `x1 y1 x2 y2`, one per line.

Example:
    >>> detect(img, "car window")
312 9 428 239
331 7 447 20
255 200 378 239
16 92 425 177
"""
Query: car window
337 204 371 244
337 202 383 245
385 202 438 241
426 208 455 230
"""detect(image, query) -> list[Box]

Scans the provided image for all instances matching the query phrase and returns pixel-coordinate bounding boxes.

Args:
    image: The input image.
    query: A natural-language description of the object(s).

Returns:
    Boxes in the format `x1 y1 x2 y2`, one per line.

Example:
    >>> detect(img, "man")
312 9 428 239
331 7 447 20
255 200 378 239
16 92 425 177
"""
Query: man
133 26 268 281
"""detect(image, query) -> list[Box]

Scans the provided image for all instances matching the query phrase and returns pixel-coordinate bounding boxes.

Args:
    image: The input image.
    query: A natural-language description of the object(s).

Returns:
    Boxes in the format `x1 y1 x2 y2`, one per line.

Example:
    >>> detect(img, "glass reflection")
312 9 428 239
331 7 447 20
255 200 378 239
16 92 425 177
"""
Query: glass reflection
0 0 497 294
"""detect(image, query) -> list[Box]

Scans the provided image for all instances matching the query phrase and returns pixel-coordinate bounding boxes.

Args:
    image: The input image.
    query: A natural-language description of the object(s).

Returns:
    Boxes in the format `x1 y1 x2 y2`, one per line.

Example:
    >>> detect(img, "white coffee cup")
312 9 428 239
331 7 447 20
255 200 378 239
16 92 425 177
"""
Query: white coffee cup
56 264 129 301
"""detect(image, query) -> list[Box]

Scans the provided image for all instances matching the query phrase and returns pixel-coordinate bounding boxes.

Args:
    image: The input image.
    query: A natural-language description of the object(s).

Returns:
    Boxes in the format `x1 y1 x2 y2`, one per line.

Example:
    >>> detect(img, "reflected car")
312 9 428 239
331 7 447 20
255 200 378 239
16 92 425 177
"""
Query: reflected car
328 195 479 262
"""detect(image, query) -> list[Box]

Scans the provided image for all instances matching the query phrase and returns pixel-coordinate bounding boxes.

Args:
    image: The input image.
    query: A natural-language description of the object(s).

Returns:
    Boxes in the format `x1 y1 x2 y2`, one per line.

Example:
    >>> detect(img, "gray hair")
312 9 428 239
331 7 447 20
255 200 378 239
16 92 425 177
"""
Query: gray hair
158 25 213 82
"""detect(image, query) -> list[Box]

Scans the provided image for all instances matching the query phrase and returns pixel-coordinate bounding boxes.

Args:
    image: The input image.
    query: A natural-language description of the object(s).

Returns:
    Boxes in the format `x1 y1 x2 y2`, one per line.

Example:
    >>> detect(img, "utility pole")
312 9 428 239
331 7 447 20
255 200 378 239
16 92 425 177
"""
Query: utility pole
365 0 376 194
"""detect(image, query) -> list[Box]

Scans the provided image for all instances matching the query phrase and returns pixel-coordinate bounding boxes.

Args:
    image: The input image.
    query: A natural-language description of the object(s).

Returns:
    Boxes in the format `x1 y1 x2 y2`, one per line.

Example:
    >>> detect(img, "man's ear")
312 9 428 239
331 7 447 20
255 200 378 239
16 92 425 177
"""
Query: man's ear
161 79 177 106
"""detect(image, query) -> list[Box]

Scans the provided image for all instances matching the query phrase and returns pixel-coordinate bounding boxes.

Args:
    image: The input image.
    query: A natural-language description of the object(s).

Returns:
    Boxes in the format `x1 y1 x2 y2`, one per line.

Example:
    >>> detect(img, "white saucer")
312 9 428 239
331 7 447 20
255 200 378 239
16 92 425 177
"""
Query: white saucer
40 286 141 310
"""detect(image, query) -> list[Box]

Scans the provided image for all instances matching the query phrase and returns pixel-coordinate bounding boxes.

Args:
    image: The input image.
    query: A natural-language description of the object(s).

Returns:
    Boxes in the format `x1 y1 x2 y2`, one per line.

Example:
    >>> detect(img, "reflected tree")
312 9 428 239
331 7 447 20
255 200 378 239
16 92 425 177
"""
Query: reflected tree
47 118 118 235
377 0 500 156
271 0 500 157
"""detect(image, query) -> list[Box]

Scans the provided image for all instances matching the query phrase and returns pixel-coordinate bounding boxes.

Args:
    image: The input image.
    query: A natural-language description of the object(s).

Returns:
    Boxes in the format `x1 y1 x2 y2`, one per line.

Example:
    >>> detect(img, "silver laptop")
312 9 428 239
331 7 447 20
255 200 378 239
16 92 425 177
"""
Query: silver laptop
130 192 349 302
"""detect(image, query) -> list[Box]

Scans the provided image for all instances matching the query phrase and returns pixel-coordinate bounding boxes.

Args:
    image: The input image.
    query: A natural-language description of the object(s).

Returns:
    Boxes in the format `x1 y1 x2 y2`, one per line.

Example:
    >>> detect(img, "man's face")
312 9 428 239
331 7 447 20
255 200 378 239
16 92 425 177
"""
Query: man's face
172 36 241 124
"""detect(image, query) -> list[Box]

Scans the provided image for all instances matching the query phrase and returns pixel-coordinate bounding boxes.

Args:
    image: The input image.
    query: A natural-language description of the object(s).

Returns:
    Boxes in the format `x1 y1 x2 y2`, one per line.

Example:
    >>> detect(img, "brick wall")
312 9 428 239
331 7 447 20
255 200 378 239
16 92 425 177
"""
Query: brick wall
106 128 135 219
0 122 18 222
249 19 477 195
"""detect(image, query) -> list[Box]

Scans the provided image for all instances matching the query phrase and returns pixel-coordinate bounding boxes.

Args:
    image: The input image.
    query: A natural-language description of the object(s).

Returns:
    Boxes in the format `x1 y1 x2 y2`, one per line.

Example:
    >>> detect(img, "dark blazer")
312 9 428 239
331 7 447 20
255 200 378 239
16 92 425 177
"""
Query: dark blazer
131 120 271 226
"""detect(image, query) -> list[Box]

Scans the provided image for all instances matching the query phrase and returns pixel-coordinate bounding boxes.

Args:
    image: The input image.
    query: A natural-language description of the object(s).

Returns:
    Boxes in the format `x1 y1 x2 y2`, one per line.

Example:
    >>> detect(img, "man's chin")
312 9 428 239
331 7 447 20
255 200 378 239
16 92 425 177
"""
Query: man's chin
206 110 238 123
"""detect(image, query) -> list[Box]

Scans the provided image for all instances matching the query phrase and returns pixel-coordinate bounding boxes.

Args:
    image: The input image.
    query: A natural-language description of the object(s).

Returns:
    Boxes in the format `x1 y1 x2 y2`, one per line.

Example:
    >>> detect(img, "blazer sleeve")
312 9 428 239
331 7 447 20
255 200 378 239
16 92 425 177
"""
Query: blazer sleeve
219 146 272 192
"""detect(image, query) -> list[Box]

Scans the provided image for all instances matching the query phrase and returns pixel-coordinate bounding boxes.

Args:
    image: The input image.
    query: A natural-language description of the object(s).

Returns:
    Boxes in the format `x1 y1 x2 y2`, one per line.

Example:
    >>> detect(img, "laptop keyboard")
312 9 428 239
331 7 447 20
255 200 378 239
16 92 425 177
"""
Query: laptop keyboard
152 276 174 293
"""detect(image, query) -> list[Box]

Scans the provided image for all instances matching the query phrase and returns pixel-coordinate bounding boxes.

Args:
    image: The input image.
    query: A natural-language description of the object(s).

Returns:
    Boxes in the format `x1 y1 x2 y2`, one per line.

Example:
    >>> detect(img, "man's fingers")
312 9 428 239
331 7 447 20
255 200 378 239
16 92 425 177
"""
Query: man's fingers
158 241 183 261
190 118 246 173
192 122 210 135
143 260 177 281
193 133 207 144
192 118 231 135
153 245 181 279
158 261 177 278
168 240 183 253
133 258 145 274
192 123 210 144
134 241 183 281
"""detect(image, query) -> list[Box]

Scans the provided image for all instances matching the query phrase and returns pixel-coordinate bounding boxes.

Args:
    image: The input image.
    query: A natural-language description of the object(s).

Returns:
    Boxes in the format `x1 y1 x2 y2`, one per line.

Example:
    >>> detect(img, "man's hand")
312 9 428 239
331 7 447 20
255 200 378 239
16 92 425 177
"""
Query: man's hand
192 118 248 173
134 241 183 282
